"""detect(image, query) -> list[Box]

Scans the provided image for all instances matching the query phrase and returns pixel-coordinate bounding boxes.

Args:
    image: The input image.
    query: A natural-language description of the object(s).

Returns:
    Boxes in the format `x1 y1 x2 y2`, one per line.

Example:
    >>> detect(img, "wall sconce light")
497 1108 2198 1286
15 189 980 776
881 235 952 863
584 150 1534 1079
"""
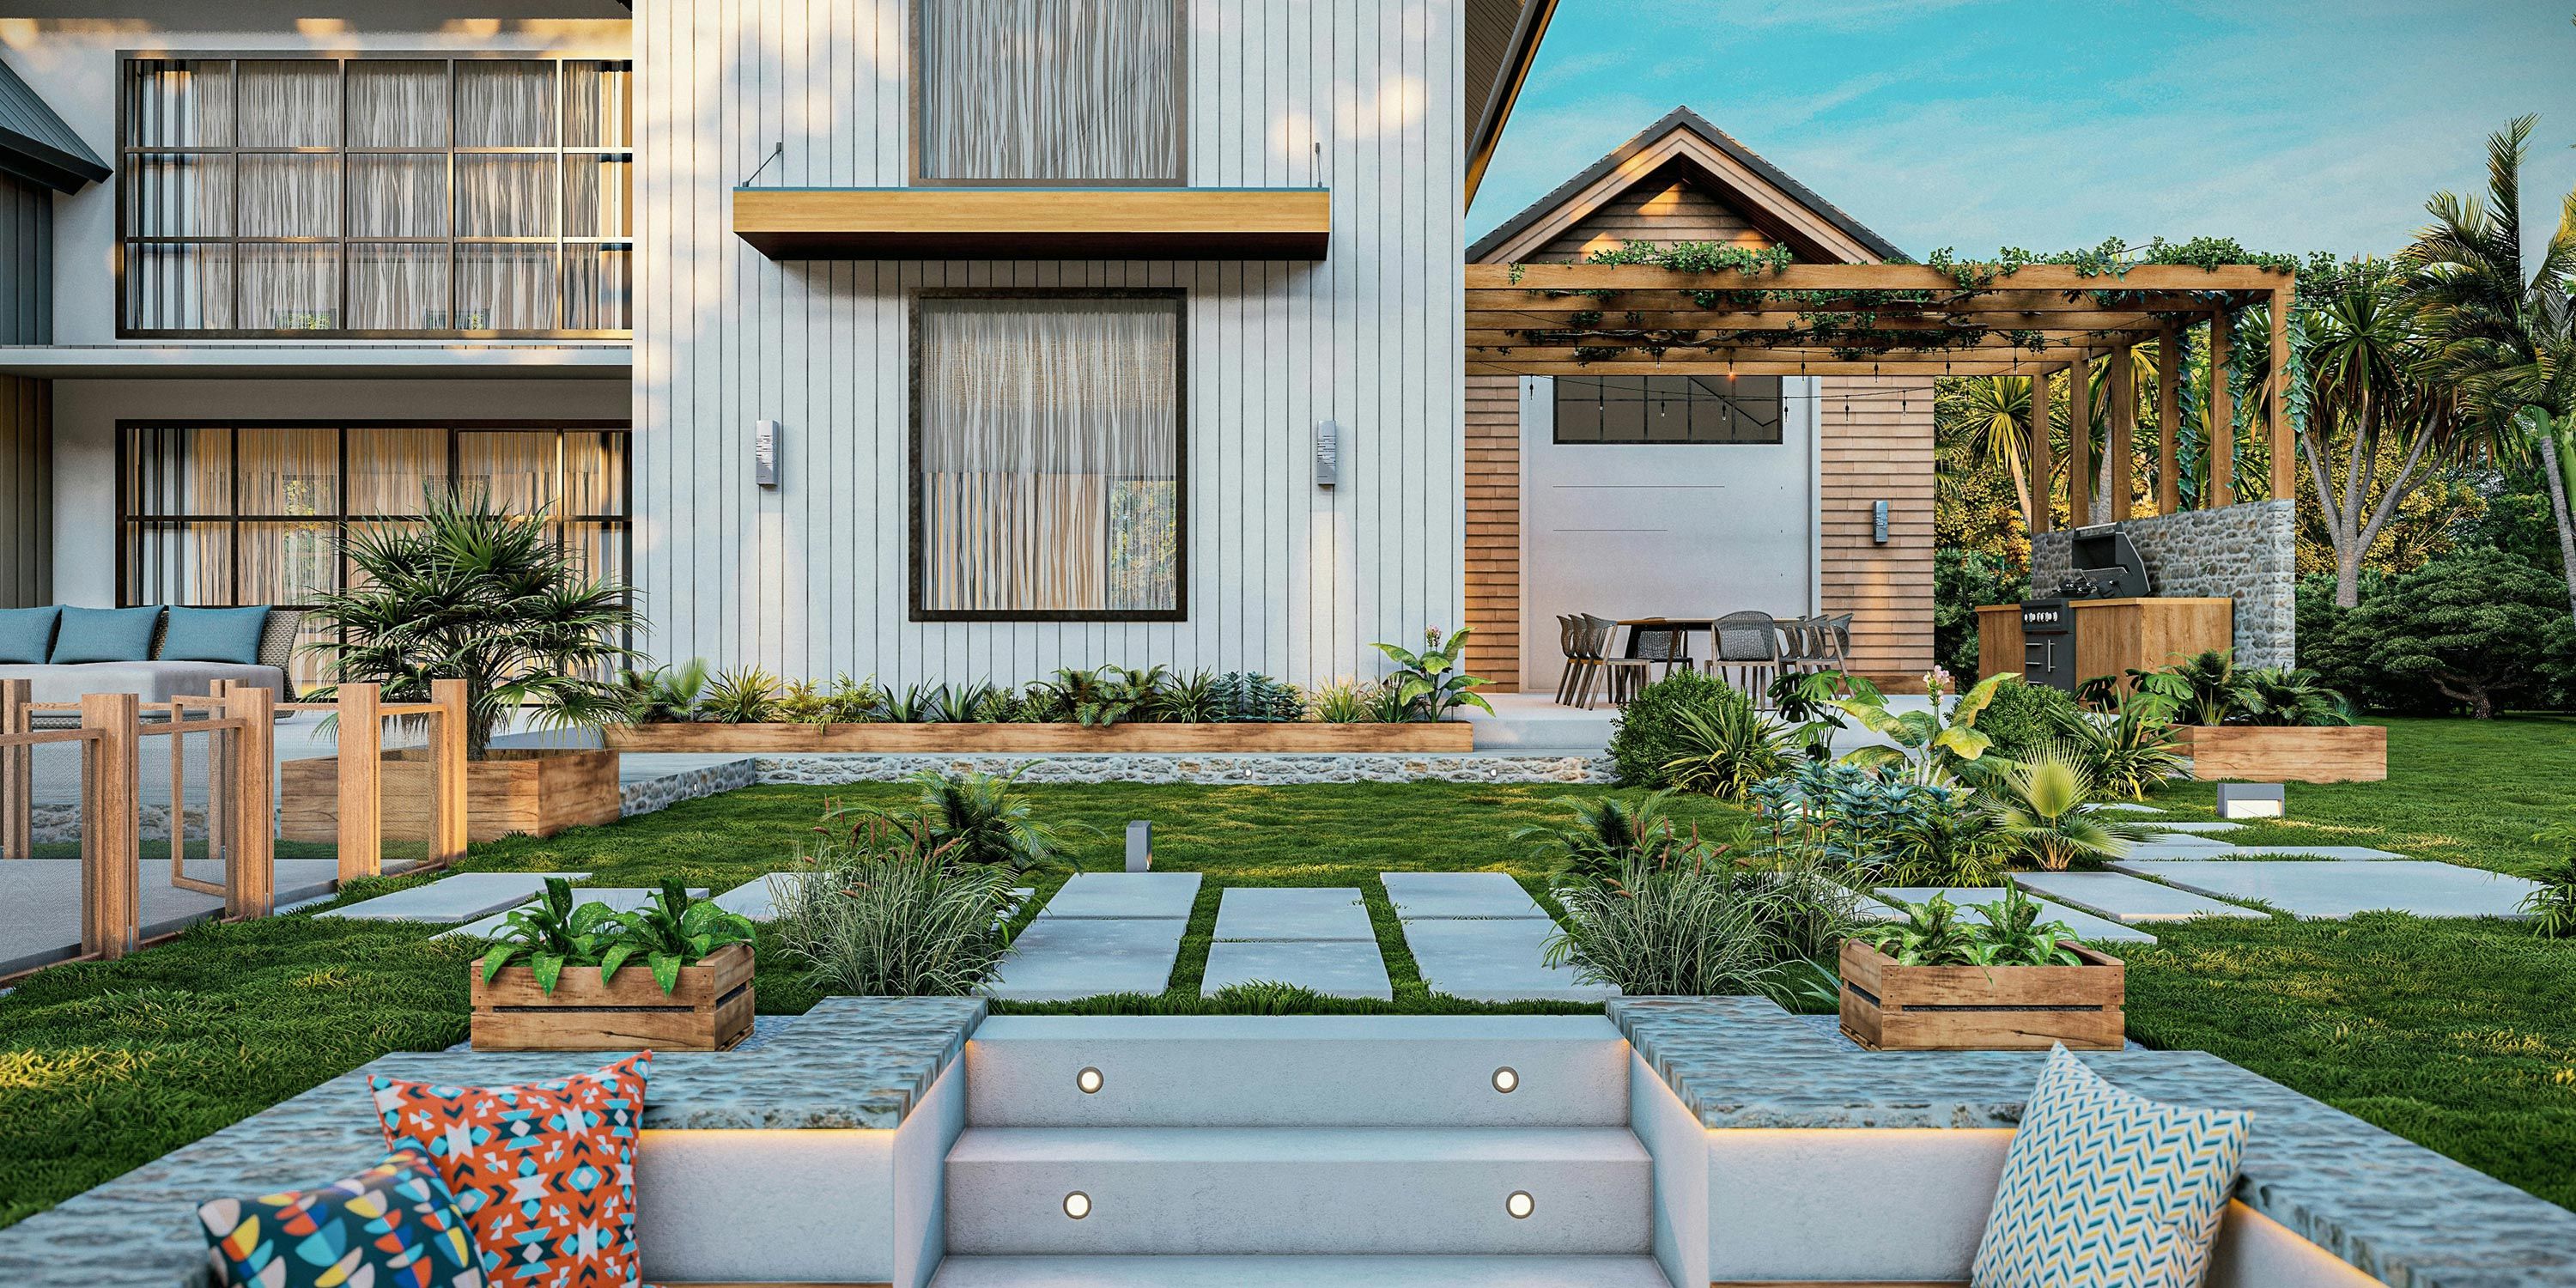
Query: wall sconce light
1505 1191 1535 1219
1491 1067 1519 1094
1872 500 1890 544
755 419 781 489
1076 1066 1105 1095
1314 419 1342 488
1063 1192 1092 1219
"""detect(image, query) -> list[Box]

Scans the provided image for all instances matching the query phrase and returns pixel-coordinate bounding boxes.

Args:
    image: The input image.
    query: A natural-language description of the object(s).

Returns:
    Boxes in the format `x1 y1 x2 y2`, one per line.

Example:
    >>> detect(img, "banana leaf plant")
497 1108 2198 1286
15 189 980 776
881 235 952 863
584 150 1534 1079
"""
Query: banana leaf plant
1371 627 1494 721
601 880 760 995
1832 672 2008 785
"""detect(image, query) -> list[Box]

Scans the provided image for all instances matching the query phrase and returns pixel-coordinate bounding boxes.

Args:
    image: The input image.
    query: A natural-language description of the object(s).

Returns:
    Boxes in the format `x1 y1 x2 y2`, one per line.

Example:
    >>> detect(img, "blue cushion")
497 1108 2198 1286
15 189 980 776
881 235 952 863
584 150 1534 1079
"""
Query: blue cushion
0 607 58 664
49 606 163 664
160 606 271 665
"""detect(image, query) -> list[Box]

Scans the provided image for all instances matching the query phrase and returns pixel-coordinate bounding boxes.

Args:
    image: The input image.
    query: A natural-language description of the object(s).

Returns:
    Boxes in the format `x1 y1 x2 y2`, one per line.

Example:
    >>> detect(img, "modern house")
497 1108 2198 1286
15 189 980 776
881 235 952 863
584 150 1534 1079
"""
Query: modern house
3 0 1943 695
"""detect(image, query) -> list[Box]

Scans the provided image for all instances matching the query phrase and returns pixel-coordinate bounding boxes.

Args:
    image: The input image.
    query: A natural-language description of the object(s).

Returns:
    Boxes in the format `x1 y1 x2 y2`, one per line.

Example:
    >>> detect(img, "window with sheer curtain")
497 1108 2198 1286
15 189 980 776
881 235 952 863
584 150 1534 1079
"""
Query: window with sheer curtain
913 294 1183 619
120 57 633 337
915 0 1183 183
120 423 629 686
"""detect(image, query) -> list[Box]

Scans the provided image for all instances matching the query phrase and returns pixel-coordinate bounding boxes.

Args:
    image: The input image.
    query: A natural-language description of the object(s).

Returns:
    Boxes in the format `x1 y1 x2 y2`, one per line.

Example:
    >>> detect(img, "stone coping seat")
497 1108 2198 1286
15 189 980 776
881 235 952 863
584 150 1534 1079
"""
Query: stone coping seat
0 997 984 1288
1610 997 2576 1288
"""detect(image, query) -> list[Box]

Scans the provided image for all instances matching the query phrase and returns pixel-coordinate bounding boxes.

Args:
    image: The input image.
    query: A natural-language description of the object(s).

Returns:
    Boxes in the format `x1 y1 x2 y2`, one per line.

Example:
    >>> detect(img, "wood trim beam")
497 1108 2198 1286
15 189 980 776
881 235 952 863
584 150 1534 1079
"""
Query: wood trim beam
2269 284 2293 502
2068 352 2093 526
732 188 1332 260
1468 359 2049 377
337 683 380 883
1466 289 2252 314
1467 307 2184 331
1466 263 2294 292
2156 325 2180 514
2030 367 2055 535
2208 309 2234 508
2109 341 2136 522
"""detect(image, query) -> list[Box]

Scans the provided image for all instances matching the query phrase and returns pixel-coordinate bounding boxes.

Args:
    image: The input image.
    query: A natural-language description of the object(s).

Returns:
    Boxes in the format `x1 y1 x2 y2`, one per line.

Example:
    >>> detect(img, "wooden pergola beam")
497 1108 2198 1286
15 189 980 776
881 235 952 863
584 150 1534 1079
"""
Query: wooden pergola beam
1466 289 2240 314
2269 284 2293 502
1467 359 2052 377
2155 325 2180 514
2030 367 2055 535
2109 341 2136 522
1467 332 2165 359
1469 263 2292 292
2208 309 2235 507
1466 308 2188 331
2069 353 2093 526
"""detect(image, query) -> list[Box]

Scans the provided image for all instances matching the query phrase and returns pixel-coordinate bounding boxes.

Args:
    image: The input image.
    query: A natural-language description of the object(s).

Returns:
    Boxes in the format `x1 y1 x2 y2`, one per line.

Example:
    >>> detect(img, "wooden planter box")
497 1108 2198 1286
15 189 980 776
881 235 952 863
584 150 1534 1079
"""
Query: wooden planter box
470 941 754 1052
1838 938 2125 1052
2174 724 2386 782
601 720 1475 754
281 748 622 844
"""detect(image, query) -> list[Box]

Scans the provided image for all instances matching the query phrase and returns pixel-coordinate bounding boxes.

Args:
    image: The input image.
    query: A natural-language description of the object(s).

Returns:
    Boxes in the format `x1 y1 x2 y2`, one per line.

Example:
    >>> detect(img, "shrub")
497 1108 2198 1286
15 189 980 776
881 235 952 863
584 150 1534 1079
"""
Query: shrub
1514 791 1715 888
1607 670 1770 787
1978 741 2148 871
1545 854 1790 997
831 769 1072 873
1933 549 2028 679
2521 828 2576 938
1212 671 1305 722
1972 677 2084 760
2336 551 2576 717
772 818 1018 996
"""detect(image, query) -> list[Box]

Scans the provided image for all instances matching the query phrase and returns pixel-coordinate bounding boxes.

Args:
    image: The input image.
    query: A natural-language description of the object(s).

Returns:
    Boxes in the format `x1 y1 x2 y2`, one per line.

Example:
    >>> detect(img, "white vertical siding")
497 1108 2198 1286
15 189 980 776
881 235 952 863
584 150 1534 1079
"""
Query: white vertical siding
635 0 1463 687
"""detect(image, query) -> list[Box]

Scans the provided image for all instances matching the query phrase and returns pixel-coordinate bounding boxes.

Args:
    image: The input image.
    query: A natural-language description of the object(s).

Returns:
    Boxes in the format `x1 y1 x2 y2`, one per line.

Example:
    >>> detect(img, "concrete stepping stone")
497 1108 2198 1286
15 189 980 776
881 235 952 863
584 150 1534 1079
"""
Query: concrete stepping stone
319 871 592 924
2012 872 2268 924
1036 872 1202 920
1862 886 2154 944
1400 918 1618 1003
435 886 708 940
2190 844 2409 861
1381 872 1547 920
2111 860 2540 920
1213 887 1373 941
709 873 801 922
2096 803 2167 814
987 917 1185 1001
1201 940 1394 1000
2139 820 2245 833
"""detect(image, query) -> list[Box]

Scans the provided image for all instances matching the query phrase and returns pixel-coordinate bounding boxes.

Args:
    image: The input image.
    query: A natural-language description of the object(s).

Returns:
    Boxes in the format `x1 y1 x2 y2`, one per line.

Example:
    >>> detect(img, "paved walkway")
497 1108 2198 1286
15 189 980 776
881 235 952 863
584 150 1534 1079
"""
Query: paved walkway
2111 859 2540 920
987 872 1201 1002
0 857 343 978
1202 887 1390 999
319 871 591 925
1383 872 1618 1003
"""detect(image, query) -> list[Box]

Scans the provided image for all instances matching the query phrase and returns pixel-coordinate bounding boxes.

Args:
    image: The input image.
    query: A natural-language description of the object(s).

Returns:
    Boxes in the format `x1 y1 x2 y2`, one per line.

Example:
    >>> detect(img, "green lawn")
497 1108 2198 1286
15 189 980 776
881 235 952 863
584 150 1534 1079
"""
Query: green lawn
3 720 2575 1228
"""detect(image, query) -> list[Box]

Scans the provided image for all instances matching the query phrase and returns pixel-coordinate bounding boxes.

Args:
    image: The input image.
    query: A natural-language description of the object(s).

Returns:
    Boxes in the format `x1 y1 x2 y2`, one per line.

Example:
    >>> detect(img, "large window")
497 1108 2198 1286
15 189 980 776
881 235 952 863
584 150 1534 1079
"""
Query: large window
912 292 1183 620
118 57 633 337
914 0 1183 185
1554 375 1785 445
120 422 630 684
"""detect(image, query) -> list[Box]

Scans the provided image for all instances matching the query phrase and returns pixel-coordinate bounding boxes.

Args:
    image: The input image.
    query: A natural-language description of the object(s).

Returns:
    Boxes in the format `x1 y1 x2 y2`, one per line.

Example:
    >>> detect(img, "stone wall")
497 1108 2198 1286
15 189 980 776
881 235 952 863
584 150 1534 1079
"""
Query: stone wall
2031 500 2294 669
753 753 1616 789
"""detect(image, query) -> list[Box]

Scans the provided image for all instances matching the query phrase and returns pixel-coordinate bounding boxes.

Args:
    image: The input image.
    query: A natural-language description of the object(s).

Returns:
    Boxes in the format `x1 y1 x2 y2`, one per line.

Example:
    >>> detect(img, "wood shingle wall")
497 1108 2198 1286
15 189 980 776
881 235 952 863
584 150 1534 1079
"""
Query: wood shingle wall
1818 374 1935 682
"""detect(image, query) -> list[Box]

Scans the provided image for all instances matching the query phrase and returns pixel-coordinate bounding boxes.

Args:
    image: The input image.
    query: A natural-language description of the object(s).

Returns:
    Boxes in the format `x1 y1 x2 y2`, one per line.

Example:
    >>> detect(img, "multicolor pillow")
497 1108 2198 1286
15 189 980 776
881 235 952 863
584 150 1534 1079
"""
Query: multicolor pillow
1972 1045 2253 1288
369 1053 650 1288
197 1149 483 1288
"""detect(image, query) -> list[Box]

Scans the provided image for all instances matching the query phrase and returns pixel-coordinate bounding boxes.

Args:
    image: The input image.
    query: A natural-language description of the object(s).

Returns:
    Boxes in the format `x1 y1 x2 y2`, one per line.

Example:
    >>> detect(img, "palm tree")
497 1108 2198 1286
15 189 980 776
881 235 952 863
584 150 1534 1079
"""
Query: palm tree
2405 116 2576 620
1935 376 2038 530
2300 258 2466 607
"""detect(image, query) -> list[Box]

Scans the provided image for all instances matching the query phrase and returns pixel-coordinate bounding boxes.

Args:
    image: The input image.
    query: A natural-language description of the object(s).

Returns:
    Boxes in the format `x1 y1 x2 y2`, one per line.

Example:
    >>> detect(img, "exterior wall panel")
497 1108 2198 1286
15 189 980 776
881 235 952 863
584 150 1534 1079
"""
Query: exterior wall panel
0 375 52 608
0 174 49 345
637 0 1464 686
1818 374 1936 682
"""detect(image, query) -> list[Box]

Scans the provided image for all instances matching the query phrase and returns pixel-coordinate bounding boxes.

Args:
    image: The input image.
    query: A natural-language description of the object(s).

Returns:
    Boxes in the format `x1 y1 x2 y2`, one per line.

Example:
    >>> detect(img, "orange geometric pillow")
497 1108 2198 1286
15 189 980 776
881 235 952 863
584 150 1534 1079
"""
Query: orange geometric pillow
369 1052 650 1288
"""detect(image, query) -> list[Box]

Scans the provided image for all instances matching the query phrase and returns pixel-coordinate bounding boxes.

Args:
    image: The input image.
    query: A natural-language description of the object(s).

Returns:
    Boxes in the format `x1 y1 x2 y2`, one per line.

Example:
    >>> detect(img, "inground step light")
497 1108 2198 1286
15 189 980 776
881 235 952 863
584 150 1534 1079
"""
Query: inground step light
1492 1066 1519 1094
1505 1190 1535 1219
1063 1191 1092 1219
1076 1066 1105 1095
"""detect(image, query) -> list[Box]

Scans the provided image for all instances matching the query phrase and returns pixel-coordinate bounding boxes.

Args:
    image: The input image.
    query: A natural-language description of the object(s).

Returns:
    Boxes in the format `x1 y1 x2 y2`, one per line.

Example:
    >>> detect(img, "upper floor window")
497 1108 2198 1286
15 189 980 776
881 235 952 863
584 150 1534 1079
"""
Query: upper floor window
914 0 1183 185
118 56 633 338
1555 375 1785 445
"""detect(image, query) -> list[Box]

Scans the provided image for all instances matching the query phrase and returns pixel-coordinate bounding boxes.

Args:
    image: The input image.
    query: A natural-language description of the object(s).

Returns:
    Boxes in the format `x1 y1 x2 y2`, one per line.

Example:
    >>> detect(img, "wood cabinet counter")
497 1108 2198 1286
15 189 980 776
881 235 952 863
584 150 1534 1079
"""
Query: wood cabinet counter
1975 597 2233 687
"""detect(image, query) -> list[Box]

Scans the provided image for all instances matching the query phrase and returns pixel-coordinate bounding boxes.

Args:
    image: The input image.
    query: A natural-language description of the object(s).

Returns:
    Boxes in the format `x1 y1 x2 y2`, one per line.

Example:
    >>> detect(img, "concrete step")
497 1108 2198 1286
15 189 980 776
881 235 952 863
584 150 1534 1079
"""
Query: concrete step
927 1254 1674 1287
963 1016 1629 1127
944 1127 1652 1256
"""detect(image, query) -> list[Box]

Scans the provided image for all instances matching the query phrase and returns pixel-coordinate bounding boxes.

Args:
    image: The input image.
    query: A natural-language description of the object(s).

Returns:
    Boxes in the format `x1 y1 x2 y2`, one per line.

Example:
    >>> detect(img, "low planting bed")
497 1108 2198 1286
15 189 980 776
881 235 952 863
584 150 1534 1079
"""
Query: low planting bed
281 747 623 842
604 721 1473 753
1838 937 2126 1051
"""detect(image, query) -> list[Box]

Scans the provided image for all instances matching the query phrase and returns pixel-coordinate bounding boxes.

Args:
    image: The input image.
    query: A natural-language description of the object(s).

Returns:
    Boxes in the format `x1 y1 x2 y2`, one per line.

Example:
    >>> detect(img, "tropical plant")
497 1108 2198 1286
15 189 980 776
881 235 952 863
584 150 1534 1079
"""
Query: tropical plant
1932 549 2031 680
701 666 782 724
1038 666 1151 727
1658 691 1791 801
2055 706 2188 800
613 659 709 725
2130 649 2241 726
1857 884 2081 967
1977 742 2146 871
1854 890 1979 966
2297 257 2469 608
2232 667 2356 726
477 878 618 995
826 673 884 723
1608 670 1750 786
932 680 1001 725
302 487 638 760
774 677 832 725
2520 828 2576 938
1515 791 1716 889
1961 884 2085 966
1936 374 2042 531
832 768 1073 873
1370 627 1493 720
598 880 759 994
1153 670 1223 723
1361 677 1415 724
1971 676 2087 761
1302 677 1373 724
879 681 939 724
1212 671 1306 722
772 818 1018 996
1832 672 2006 785
1545 852 1789 997
2404 115 2576 623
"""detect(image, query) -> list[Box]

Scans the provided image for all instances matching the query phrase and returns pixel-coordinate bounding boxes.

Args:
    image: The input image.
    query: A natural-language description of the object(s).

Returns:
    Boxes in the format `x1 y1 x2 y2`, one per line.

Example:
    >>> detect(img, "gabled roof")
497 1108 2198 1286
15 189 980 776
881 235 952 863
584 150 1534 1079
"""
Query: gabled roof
1464 0 1552 207
0 54 108 192
1467 106 1904 266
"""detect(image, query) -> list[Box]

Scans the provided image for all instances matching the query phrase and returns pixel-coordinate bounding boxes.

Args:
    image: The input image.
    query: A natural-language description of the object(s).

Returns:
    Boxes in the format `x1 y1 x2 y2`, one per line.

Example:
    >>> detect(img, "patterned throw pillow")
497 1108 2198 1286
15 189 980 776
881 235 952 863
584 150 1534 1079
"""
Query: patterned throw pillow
370 1053 650 1288
197 1150 483 1288
1971 1045 2253 1288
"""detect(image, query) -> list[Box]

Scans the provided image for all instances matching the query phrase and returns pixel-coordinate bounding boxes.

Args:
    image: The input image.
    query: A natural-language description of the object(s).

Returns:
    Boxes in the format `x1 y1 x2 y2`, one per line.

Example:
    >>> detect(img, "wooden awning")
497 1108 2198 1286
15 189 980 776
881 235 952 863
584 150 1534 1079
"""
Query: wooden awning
733 188 1332 260
1466 259 2295 525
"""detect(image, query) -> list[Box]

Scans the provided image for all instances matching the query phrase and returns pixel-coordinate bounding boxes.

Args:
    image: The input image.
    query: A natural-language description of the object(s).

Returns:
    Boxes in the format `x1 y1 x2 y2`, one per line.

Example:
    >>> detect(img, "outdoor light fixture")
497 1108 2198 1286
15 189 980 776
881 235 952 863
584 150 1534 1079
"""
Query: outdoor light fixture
1063 1192 1092 1219
754 419 781 488
1314 419 1342 488
1505 1191 1535 1219
1873 500 1890 544
1077 1066 1105 1095
1492 1066 1519 1094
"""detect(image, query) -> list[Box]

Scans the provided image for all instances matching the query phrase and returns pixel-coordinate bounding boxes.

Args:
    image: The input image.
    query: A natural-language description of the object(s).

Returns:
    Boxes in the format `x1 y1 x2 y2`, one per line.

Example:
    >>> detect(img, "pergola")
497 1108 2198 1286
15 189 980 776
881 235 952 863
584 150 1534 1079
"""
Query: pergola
1464 262 2294 531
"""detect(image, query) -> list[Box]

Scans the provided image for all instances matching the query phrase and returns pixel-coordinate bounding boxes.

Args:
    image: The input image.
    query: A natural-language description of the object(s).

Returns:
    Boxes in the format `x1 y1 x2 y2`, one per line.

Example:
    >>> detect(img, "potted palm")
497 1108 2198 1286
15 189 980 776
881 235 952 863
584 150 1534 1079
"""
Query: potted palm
282 487 638 841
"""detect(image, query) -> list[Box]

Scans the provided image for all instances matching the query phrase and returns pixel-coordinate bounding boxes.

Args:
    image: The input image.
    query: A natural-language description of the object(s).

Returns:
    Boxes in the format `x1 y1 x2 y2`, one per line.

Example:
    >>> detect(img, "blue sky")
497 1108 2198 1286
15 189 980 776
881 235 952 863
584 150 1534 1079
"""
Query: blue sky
1469 1 2576 263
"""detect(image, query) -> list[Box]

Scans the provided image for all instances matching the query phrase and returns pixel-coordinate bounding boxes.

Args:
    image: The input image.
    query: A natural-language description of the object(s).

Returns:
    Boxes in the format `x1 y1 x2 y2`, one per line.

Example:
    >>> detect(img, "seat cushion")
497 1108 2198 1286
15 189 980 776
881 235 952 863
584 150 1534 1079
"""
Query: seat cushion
0 661 289 706
161 605 272 665
196 1149 483 1288
49 606 164 664
1971 1045 2251 1288
0 607 57 665
371 1052 649 1288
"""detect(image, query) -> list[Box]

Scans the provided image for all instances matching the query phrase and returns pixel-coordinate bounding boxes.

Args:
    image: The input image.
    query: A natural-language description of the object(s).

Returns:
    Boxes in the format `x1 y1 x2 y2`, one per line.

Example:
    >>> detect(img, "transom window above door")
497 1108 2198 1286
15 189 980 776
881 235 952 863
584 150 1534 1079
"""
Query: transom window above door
914 0 1184 185
1554 375 1785 445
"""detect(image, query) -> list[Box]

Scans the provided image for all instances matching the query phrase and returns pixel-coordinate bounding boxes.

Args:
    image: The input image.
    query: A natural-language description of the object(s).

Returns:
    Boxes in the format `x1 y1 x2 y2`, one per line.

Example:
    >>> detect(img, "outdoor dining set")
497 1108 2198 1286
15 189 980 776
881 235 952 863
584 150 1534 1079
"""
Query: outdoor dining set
1552 611 1853 708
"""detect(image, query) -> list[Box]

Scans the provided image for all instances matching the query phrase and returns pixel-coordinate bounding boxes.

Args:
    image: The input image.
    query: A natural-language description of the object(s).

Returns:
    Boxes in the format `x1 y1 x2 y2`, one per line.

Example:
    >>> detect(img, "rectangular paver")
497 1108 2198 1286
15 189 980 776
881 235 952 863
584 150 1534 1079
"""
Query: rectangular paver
2141 820 2246 833
319 871 591 924
1201 939 1394 999
2111 860 2539 920
1212 887 1373 941
987 917 1185 1001
1381 872 1547 920
2012 871 2268 923
710 873 798 922
435 886 708 940
1036 872 1202 920
1400 917 1617 1003
2191 844 2409 860
1862 886 2155 943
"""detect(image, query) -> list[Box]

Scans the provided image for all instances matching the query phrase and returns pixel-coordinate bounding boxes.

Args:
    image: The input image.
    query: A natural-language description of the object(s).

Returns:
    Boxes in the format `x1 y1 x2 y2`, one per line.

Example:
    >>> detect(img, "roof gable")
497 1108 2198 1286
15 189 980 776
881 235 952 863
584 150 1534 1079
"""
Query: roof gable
1467 106 1901 266
0 54 108 192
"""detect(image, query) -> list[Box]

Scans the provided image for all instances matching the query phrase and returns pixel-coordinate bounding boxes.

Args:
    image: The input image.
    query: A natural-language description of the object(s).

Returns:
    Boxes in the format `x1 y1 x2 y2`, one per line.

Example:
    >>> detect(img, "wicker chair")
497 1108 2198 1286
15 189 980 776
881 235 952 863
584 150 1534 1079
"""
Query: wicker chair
1710 610 1782 702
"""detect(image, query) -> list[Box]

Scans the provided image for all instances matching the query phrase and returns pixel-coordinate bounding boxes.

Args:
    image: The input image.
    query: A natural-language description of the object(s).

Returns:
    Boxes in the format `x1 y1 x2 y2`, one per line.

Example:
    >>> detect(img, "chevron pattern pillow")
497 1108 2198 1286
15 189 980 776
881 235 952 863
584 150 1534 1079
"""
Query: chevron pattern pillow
1971 1045 2252 1288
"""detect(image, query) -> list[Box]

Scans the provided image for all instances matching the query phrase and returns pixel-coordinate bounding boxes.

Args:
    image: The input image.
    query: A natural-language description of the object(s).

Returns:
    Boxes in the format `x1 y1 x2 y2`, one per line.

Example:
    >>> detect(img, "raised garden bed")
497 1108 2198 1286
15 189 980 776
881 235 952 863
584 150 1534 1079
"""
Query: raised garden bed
2175 724 2387 782
601 721 1475 753
280 748 622 843
469 940 754 1052
1838 938 2125 1052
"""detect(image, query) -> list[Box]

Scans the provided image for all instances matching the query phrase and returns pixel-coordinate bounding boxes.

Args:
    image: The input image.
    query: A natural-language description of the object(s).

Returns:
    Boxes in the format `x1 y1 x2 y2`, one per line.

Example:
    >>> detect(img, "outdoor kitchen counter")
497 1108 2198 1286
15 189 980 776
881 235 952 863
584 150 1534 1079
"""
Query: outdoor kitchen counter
1974 595 2234 685
1611 996 2576 1288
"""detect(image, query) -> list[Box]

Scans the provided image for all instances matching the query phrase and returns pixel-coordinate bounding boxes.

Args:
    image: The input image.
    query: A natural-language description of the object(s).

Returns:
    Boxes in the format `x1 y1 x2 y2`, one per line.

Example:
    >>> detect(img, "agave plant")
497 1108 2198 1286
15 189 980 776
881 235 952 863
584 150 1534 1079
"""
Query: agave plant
1153 670 1224 723
1370 627 1494 720
1978 741 2148 871
478 878 617 994
879 681 940 724
833 768 1076 872
1832 672 2008 785
1303 677 1371 724
600 880 760 994
932 680 1000 724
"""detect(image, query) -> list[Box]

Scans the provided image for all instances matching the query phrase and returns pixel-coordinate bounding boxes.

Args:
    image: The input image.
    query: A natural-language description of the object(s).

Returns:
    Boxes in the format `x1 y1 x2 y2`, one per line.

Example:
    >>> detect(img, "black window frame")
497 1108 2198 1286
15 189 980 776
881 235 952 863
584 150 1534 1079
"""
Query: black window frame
906 0 1190 188
907 288 1189 623
1552 374 1788 446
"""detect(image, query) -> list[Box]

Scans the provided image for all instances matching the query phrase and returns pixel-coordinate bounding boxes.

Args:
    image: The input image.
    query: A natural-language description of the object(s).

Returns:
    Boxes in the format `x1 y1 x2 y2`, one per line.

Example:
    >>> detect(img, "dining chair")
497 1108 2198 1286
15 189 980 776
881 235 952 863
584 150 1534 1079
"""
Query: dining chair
1820 613 1855 673
1553 615 1595 707
1710 610 1782 703
1578 614 1656 708
1627 622 1696 681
